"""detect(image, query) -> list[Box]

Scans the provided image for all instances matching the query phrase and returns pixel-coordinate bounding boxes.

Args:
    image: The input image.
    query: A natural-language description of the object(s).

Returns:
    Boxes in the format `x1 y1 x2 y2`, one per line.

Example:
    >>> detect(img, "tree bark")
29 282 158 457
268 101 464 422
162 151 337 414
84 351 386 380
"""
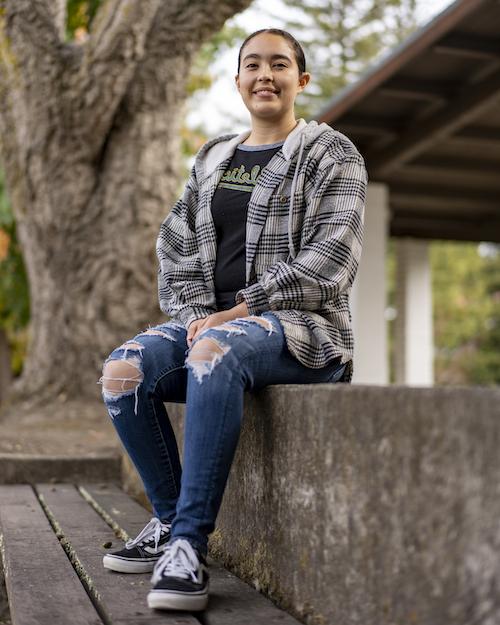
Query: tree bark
0 0 252 409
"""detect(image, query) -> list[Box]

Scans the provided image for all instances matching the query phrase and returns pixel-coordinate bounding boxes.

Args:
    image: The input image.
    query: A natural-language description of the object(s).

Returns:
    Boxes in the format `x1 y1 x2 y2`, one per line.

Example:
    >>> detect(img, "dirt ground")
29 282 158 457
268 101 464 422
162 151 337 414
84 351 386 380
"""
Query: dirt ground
0 398 120 457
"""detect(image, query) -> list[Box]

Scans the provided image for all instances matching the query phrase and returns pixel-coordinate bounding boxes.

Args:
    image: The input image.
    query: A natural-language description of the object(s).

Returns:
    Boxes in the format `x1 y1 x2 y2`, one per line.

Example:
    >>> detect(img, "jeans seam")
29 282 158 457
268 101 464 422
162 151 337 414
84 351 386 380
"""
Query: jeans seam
150 399 180 501
199 386 232 530
196 354 253 527
148 365 186 501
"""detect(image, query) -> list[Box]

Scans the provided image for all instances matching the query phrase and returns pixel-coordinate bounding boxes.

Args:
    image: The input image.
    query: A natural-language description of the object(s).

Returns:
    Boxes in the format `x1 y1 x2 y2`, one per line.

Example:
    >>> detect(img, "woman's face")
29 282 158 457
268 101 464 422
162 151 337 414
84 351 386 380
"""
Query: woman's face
235 33 310 123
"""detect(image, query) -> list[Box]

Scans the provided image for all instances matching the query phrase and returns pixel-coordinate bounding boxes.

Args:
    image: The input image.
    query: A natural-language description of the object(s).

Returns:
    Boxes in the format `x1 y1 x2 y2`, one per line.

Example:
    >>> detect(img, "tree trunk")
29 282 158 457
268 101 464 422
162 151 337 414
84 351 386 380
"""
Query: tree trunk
0 328 12 405
0 0 252 410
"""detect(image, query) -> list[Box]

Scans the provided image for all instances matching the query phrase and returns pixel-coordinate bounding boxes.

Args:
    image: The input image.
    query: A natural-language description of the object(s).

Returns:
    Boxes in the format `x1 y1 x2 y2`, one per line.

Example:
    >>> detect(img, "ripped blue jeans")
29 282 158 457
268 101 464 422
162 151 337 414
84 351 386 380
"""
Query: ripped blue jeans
100 313 346 555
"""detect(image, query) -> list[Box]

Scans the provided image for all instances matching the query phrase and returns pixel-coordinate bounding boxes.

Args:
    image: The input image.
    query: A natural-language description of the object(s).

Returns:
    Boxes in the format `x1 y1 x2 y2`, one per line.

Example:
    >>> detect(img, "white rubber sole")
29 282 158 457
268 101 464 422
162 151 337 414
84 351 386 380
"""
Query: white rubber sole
102 554 157 573
147 589 209 612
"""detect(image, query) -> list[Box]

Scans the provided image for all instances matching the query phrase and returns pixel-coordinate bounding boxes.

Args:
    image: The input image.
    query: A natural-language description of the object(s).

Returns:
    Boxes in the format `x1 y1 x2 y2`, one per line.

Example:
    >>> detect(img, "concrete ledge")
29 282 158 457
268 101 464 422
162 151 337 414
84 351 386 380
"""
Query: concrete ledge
163 384 500 625
0 453 121 484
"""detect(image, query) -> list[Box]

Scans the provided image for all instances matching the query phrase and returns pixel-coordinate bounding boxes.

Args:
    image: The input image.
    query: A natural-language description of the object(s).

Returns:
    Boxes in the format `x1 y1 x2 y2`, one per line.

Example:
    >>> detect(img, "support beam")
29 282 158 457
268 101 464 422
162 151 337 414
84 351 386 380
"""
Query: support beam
368 69 500 176
452 125 500 146
351 183 389 385
336 115 401 137
433 32 500 60
394 239 434 386
407 155 500 174
390 184 500 213
391 169 500 194
379 77 451 101
392 159 500 190
390 215 500 243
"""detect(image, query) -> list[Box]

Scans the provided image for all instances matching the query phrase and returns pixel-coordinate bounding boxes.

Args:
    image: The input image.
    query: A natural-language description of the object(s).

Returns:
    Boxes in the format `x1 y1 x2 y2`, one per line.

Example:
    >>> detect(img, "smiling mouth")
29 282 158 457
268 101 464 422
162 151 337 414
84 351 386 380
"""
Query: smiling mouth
253 90 279 96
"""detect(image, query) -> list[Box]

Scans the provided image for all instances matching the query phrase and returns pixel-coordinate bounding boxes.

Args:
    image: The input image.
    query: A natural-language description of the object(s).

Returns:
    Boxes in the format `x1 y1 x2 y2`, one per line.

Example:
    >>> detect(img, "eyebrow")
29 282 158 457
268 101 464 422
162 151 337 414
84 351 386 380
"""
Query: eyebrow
242 53 292 63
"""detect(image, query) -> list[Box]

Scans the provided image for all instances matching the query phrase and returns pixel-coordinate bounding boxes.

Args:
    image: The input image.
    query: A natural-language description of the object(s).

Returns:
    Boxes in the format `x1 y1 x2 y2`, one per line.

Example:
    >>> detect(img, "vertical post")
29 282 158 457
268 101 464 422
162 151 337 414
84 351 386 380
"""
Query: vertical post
394 238 434 386
351 182 389 385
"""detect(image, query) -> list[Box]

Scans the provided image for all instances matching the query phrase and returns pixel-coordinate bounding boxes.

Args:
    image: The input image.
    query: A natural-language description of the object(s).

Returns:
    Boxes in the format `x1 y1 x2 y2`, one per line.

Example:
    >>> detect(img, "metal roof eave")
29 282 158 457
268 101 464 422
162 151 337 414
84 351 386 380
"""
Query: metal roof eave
316 0 489 124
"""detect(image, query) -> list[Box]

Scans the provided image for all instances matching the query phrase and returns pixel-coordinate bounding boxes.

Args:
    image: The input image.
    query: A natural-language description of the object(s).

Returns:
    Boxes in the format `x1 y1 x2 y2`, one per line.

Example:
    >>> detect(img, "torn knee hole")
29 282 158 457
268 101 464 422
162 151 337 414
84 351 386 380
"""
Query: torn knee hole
101 358 143 395
188 337 227 360
186 337 230 383
219 322 247 336
119 341 143 350
226 316 274 334
247 315 274 330
137 329 176 342
248 316 269 327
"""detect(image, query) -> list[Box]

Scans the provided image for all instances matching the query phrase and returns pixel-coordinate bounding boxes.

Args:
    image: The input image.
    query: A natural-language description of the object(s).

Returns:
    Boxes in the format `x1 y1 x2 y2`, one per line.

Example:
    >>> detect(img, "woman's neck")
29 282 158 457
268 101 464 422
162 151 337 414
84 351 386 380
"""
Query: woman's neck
243 116 299 146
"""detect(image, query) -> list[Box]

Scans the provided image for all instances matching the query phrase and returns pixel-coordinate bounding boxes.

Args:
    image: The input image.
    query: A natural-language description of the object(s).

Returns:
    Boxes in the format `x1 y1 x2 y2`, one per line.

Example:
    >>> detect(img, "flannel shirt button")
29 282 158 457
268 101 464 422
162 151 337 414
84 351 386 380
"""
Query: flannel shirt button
279 195 288 204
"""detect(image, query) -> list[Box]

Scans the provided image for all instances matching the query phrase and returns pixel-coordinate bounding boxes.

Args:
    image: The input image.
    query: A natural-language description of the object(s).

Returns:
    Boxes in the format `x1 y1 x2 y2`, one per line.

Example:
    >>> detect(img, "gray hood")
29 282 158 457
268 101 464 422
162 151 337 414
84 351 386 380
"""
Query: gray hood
195 119 332 181
195 118 333 261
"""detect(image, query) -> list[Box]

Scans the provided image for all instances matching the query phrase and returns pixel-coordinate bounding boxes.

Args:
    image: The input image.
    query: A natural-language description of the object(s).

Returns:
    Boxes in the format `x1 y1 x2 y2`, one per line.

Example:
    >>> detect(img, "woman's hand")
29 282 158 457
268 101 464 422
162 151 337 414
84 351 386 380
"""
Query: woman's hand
187 311 232 347
186 318 209 347
186 302 249 347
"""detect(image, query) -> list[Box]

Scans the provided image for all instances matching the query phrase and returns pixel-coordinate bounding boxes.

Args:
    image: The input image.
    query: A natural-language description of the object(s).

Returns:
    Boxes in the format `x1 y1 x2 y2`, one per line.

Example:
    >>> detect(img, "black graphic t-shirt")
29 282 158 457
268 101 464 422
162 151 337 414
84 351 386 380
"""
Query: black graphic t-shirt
210 141 283 311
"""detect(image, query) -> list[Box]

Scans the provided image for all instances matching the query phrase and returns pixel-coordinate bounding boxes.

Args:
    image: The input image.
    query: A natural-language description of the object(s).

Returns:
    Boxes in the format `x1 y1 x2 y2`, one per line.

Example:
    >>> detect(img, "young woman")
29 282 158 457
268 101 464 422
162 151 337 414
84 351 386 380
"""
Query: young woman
100 28 367 613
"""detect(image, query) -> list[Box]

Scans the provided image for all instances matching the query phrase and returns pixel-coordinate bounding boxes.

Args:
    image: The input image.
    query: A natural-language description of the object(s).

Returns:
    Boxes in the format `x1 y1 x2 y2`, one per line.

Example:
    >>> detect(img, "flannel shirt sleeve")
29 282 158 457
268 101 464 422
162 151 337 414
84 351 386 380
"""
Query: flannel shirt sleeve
156 166 216 328
235 155 367 314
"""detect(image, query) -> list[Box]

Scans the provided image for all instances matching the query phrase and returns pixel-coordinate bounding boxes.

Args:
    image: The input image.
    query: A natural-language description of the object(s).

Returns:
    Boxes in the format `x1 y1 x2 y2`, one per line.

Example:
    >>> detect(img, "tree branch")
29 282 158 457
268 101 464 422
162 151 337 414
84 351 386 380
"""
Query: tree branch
144 0 254 63
47 0 67 41
0 0 63 197
75 0 253 158
75 0 163 157
0 0 63 72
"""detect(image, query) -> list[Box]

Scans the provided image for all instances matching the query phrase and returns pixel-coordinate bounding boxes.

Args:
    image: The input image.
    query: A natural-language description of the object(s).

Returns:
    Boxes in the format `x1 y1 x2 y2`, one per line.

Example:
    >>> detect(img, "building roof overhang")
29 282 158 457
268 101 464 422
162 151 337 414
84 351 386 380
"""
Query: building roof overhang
317 0 500 243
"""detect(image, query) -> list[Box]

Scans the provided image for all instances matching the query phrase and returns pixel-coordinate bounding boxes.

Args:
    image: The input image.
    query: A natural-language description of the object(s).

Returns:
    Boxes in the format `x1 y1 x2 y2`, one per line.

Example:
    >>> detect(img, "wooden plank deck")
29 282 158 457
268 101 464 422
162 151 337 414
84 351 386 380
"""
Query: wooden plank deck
82 484 302 625
37 483 196 625
0 485 101 625
0 483 302 625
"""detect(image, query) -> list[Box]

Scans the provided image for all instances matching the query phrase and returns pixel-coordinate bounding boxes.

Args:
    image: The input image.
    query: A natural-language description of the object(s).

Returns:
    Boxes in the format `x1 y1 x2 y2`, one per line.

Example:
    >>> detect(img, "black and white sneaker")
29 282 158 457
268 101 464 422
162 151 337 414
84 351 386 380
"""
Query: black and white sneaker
103 517 171 573
147 538 209 611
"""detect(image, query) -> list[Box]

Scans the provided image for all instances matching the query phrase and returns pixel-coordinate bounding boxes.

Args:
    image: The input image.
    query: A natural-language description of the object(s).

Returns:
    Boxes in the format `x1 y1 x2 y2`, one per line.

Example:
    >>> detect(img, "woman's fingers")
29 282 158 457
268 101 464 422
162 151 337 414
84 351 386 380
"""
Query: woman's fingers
187 318 208 347
186 320 200 347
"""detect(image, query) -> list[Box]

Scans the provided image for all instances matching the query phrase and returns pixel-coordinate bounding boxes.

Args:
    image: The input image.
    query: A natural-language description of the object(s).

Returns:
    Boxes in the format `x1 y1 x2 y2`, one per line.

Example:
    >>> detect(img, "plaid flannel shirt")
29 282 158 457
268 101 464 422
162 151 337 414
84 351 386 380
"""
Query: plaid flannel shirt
157 120 367 380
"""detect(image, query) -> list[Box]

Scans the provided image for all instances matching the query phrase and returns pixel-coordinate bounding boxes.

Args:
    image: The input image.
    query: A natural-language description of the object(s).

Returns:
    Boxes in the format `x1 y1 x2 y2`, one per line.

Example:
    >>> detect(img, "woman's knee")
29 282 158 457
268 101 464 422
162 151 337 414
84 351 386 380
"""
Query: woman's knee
100 323 186 397
186 336 230 384
185 316 275 384
101 341 145 398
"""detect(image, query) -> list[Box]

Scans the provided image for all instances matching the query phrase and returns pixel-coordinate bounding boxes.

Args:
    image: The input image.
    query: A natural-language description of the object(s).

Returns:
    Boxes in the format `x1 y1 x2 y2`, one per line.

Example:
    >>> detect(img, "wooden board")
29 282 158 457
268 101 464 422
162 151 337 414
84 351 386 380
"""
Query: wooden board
202 567 303 625
36 483 197 625
82 484 302 625
0 484 101 625
77 483 153 543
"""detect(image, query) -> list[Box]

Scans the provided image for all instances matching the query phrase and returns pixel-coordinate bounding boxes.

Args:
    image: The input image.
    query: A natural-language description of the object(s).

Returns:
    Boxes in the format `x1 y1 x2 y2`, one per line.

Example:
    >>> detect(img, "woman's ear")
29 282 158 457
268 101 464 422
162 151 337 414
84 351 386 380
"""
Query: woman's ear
235 74 240 92
298 72 311 92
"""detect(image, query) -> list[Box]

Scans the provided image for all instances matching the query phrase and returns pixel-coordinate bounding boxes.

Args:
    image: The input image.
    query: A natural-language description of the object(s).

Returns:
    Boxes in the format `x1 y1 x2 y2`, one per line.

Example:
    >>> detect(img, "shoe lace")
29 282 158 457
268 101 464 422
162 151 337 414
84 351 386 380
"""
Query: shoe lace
125 517 171 551
151 539 200 584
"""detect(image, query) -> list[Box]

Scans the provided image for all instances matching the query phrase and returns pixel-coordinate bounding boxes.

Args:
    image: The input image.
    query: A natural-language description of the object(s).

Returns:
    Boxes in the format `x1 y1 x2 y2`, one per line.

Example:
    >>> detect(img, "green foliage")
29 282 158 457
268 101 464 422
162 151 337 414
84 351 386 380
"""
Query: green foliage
0 172 29 375
0 176 29 331
385 241 500 386
66 0 100 40
431 242 500 386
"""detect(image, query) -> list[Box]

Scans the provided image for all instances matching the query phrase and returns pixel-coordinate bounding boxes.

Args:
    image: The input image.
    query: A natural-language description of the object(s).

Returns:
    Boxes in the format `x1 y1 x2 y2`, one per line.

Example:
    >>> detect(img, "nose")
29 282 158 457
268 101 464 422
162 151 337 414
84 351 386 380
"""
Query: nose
257 63 273 81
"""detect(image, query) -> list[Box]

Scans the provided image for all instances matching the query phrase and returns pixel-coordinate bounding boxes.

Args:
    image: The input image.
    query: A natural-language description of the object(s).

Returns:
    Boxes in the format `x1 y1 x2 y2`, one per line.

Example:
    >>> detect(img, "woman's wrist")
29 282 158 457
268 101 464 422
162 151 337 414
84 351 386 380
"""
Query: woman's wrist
225 301 248 320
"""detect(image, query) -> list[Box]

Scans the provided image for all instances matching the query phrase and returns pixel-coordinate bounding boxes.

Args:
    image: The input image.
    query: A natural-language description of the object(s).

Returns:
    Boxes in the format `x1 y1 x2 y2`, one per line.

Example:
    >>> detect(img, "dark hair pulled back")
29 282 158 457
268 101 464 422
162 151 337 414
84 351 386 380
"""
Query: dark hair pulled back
237 29 306 75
